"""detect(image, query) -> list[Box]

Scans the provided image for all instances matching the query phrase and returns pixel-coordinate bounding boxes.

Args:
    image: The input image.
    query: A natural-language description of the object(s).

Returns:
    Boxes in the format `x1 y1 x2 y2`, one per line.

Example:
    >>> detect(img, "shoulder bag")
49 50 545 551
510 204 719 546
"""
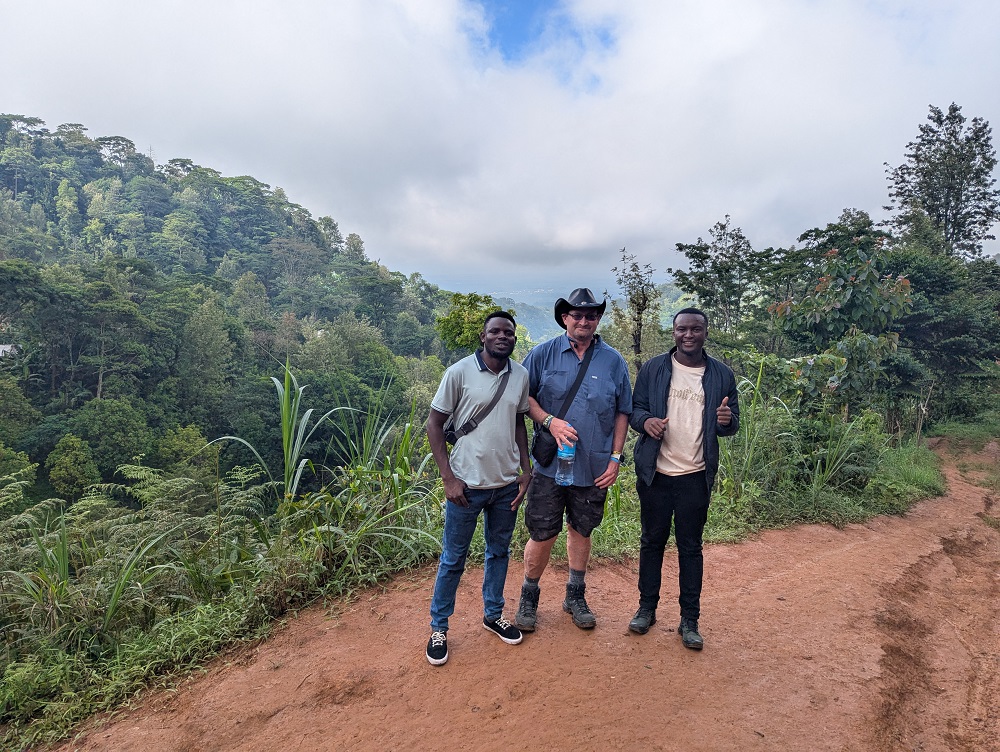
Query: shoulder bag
531 343 595 465
443 368 510 446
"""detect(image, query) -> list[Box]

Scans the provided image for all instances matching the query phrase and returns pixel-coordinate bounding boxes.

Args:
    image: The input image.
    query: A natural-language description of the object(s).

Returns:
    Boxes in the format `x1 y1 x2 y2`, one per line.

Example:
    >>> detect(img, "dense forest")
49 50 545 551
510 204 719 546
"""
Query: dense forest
1 104 999 747
0 114 561 503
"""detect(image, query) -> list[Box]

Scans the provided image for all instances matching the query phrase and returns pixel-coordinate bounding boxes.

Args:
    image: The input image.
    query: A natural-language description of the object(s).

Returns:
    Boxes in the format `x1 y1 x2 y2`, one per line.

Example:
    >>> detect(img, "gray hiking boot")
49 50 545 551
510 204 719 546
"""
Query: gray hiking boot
515 584 540 632
679 617 704 650
628 606 656 635
562 582 597 629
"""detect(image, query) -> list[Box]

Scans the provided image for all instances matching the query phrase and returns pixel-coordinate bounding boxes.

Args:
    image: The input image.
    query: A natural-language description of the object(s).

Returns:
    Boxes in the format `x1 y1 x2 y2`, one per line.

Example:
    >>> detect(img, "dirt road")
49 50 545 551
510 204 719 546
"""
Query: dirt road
60 444 999 751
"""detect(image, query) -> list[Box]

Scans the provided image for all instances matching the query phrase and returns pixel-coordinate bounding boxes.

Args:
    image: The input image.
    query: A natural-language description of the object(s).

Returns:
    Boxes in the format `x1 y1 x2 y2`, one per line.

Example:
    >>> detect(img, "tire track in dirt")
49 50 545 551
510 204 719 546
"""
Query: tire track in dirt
865 454 1000 752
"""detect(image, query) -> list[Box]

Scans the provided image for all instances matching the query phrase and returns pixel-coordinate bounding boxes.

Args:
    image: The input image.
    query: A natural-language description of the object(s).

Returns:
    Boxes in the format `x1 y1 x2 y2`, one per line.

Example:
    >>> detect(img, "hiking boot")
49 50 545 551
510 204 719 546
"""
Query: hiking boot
515 584 540 632
678 617 703 650
562 582 597 629
628 606 656 635
426 630 448 665
483 616 523 645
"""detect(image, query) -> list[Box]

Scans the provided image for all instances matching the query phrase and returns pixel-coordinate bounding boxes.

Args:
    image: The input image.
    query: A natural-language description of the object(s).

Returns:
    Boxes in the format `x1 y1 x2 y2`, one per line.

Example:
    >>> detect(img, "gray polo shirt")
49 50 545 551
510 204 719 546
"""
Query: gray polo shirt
431 350 530 489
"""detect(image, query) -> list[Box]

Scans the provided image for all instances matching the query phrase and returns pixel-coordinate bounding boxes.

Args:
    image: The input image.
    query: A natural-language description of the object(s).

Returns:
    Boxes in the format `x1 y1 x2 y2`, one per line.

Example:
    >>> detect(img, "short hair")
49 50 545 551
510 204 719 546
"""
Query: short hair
673 307 709 326
484 310 516 329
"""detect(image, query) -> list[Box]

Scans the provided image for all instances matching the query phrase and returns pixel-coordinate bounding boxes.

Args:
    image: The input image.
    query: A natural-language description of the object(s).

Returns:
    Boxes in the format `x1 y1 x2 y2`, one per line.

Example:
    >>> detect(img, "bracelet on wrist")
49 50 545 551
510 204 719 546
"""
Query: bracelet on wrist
610 452 622 463
542 414 554 429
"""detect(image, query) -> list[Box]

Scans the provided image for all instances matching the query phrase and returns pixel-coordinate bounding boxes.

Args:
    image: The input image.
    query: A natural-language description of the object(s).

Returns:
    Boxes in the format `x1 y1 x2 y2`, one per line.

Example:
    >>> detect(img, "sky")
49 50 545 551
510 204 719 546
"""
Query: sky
3 0 999 299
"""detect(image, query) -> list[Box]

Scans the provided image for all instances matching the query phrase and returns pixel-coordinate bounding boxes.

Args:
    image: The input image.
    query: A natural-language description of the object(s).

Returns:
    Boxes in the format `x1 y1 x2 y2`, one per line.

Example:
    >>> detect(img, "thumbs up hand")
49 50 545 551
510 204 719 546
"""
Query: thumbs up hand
716 396 732 427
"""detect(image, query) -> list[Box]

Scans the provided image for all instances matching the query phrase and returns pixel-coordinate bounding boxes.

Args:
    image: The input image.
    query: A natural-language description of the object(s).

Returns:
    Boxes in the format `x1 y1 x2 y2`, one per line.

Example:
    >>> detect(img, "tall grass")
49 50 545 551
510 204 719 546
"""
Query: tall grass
0 371 443 750
209 365 348 505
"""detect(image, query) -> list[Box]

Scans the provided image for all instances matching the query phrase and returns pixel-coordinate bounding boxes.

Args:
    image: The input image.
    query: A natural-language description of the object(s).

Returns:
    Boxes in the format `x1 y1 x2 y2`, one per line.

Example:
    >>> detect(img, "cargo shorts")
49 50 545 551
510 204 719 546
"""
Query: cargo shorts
524 471 608 541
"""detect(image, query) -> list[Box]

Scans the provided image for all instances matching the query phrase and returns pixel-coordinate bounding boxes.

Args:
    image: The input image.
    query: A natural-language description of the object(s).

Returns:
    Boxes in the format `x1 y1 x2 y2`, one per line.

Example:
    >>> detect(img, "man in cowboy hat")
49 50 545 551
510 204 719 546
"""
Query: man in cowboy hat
515 288 632 631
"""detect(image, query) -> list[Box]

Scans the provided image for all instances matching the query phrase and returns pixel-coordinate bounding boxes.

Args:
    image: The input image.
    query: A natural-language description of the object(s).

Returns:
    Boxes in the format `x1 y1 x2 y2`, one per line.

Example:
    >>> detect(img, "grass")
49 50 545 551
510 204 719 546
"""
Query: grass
927 409 1000 452
0 375 443 750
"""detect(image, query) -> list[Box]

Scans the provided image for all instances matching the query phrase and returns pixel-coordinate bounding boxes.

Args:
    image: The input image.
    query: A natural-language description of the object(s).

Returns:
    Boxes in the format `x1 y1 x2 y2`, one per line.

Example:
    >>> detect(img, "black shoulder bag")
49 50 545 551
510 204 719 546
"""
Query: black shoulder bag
443 369 511 446
530 343 595 465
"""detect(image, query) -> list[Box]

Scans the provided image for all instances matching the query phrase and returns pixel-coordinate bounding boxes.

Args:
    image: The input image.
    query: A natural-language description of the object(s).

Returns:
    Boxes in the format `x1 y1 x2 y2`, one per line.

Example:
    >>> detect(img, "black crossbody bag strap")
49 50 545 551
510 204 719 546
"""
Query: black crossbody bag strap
551 340 595 423
452 368 511 440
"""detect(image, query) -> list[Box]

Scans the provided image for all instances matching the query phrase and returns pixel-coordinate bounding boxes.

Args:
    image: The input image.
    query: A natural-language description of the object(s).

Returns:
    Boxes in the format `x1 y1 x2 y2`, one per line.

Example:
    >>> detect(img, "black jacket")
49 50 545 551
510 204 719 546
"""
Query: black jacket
629 347 740 492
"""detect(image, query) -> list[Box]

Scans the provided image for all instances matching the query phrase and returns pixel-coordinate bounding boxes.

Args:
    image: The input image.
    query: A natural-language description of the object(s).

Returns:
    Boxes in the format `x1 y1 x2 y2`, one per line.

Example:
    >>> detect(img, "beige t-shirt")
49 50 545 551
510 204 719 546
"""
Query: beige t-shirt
656 356 706 476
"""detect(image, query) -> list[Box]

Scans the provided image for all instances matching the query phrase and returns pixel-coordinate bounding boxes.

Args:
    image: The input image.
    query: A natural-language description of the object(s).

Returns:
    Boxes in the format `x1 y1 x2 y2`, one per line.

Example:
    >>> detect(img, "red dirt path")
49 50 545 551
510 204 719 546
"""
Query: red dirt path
59 444 1000 751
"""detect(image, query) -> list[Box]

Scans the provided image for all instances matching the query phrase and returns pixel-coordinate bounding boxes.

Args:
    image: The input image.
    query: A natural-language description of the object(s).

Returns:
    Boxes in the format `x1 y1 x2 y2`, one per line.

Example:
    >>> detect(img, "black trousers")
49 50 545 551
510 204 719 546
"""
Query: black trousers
636 470 709 620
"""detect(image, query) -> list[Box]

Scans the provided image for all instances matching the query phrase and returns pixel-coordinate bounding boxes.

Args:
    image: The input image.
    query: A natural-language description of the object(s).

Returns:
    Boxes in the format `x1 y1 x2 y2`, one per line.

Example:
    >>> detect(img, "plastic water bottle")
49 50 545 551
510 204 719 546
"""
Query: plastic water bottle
555 439 576 486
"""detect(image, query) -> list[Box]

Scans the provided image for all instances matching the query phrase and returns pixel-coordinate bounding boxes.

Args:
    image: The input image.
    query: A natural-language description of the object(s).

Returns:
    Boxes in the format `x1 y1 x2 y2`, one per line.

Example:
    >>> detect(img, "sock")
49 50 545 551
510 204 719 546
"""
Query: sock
568 568 586 586
523 575 540 590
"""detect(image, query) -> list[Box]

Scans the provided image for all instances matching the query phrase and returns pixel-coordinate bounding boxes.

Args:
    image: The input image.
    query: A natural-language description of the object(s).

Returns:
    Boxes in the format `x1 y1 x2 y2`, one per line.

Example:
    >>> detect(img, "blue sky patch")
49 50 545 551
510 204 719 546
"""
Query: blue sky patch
477 0 614 65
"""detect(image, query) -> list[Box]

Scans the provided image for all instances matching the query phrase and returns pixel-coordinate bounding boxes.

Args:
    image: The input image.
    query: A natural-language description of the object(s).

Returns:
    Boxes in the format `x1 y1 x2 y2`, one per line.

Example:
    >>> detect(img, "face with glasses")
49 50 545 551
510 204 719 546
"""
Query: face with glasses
562 308 602 341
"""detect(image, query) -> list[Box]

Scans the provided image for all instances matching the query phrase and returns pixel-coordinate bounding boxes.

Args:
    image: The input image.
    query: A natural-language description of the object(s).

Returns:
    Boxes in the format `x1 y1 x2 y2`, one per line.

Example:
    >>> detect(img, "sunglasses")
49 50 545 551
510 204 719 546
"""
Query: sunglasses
565 311 601 321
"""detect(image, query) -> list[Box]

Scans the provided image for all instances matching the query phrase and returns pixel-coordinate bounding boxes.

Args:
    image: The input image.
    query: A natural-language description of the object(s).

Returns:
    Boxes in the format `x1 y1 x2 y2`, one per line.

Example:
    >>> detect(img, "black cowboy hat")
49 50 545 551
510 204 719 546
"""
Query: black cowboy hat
554 288 607 329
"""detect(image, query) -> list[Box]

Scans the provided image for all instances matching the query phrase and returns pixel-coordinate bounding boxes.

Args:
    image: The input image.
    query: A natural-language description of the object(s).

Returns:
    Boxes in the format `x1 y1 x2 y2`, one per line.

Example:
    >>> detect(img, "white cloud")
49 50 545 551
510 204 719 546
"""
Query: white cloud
2 0 998 296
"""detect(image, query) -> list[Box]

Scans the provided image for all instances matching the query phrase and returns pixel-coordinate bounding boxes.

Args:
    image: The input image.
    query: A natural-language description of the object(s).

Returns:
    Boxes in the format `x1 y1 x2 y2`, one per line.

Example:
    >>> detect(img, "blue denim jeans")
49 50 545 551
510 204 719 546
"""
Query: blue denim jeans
429 482 519 632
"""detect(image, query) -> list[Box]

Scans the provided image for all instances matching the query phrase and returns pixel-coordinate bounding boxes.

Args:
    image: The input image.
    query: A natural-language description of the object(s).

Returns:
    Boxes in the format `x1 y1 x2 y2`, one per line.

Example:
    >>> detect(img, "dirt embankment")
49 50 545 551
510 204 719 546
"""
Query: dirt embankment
59 444 1000 752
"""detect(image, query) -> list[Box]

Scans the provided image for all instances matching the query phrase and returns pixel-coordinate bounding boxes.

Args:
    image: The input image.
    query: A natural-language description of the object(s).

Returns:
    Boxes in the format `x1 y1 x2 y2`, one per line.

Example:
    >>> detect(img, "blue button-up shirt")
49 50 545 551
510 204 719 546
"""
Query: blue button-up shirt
523 334 632 485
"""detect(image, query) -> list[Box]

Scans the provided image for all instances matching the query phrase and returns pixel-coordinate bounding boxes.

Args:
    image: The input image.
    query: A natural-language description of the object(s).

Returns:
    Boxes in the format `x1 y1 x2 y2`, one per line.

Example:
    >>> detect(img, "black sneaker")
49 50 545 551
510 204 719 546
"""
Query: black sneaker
483 616 523 644
426 630 448 665
514 584 540 632
678 618 703 650
562 582 596 629
628 606 656 635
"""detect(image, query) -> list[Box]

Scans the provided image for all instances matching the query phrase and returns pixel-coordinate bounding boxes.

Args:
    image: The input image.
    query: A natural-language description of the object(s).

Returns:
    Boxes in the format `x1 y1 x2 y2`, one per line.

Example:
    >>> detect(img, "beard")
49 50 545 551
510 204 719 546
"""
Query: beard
485 344 512 360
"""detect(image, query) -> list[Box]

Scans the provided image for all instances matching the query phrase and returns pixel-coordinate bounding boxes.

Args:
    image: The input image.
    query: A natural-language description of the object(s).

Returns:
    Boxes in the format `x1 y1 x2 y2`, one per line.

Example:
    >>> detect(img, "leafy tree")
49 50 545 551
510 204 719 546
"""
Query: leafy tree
45 434 100 499
607 248 661 370
343 232 368 262
156 209 208 271
124 175 173 219
70 399 153 478
318 216 345 253
0 440 35 485
669 216 769 338
435 292 510 352
0 440 36 518
175 298 235 427
885 103 1000 258
0 190 57 261
230 271 273 348
79 274 152 400
884 243 1000 420
0 375 44 447
55 179 84 240
772 238 911 412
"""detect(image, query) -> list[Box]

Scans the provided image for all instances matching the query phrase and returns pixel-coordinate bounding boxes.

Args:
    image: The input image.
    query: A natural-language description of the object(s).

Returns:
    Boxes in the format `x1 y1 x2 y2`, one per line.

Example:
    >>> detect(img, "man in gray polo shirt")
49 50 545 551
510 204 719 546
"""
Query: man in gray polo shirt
424 311 532 666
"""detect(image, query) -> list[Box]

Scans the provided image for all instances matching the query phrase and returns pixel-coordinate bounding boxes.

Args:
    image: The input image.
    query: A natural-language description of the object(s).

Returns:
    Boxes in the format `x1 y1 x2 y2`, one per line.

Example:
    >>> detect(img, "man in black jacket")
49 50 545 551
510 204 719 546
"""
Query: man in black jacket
627 307 739 649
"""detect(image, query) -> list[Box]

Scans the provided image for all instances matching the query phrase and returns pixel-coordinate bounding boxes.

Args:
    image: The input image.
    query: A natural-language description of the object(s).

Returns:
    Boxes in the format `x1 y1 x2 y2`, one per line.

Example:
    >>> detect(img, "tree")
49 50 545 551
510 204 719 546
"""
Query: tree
885 103 1000 258
156 208 208 271
668 216 769 338
343 232 368 263
45 434 100 499
55 179 83 240
175 298 235 425
607 248 660 371
70 399 153 478
772 238 912 412
0 375 44 447
435 292 510 352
